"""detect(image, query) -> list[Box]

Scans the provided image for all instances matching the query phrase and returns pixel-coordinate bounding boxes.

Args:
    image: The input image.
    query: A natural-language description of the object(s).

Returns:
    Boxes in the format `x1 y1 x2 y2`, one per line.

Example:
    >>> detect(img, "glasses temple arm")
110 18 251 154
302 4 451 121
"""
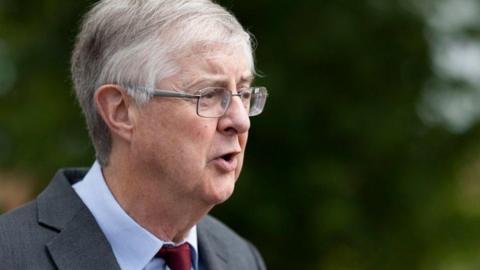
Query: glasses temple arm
152 90 199 99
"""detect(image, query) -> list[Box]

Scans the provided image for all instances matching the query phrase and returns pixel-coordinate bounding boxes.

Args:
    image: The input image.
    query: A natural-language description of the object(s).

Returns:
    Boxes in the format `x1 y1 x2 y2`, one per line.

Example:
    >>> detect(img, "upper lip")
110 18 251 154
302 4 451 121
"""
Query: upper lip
213 149 241 160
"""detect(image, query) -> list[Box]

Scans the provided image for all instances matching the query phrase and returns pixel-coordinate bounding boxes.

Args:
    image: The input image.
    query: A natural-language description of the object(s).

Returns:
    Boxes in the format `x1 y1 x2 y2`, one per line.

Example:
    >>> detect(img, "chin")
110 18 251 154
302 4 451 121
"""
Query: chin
203 174 237 206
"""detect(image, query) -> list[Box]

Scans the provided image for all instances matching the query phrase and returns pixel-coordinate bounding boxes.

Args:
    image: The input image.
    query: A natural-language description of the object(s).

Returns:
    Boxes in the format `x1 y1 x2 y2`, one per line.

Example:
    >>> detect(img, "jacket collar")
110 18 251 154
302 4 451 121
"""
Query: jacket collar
36 168 227 270
197 217 229 270
37 168 121 270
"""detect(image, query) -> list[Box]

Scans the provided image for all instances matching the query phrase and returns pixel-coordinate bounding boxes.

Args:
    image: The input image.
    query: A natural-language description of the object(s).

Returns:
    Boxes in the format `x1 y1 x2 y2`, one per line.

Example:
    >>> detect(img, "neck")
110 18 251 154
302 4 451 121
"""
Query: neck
102 152 212 243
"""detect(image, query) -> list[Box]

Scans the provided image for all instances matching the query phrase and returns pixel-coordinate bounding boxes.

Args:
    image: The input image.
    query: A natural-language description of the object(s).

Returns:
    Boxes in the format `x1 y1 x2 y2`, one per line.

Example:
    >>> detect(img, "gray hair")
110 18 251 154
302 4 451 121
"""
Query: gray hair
71 0 256 166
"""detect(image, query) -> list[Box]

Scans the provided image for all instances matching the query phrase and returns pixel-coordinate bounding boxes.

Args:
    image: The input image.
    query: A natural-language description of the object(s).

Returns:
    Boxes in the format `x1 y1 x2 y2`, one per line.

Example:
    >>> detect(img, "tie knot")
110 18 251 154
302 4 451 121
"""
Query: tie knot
156 243 192 270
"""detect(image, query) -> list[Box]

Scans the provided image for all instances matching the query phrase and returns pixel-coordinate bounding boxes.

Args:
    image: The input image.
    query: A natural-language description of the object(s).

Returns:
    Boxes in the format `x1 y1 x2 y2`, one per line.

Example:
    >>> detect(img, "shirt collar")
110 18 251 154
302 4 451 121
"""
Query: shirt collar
73 161 198 270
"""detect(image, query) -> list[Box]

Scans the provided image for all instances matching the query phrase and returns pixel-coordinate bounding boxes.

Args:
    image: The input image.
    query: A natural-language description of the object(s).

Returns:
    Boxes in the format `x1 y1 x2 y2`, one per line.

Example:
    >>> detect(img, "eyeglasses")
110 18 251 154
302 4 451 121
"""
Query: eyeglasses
133 86 268 118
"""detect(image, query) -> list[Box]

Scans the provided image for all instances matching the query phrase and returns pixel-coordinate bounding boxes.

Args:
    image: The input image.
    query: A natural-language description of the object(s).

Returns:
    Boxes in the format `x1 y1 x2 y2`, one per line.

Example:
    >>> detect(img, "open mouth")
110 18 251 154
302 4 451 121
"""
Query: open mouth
220 153 235 162
212 152 239 172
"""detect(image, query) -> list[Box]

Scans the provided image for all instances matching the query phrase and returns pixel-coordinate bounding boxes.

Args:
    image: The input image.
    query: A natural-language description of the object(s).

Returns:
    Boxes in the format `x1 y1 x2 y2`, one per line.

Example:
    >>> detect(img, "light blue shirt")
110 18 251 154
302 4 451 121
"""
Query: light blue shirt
73 161 199 270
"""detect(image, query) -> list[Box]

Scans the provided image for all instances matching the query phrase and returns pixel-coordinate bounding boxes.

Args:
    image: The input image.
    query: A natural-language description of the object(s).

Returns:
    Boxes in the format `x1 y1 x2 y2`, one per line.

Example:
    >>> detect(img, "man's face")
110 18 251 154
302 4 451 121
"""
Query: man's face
131 46 252 206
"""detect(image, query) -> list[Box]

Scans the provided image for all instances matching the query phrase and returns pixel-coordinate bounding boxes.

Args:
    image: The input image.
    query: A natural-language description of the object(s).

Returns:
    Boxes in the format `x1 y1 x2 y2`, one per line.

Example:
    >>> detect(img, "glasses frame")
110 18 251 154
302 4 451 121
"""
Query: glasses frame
131 86 268 118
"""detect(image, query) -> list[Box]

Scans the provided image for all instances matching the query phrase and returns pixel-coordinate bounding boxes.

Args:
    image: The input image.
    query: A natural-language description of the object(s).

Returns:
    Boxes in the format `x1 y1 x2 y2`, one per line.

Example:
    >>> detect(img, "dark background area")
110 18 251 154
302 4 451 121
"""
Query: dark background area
2 0 480 269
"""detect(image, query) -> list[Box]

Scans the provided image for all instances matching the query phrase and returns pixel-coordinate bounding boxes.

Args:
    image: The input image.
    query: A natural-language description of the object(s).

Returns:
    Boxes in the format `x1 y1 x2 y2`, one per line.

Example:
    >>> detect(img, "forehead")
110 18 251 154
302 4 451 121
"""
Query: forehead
173 43 253 87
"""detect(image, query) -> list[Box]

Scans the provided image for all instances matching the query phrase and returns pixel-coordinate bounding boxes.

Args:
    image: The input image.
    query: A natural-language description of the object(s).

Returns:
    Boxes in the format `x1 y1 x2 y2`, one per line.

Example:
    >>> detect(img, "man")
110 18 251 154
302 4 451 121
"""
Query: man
0 0 268 269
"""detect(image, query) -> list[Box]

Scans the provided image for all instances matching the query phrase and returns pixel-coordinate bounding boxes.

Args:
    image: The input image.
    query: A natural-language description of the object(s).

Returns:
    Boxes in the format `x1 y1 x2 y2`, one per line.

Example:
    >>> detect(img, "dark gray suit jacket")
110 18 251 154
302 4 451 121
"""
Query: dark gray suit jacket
0 168 266 270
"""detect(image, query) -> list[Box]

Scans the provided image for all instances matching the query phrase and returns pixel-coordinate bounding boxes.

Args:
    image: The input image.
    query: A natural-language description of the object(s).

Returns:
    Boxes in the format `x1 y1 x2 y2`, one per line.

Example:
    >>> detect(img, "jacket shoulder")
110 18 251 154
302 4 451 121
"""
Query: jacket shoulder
199 215 247 244
0 200 42 235
199 215 266 269
0 200 57 269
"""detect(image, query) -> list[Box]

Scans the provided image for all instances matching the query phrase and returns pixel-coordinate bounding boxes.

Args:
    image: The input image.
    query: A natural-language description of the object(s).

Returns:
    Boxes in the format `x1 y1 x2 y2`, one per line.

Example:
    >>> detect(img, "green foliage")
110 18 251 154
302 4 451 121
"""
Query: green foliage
2 0 480 269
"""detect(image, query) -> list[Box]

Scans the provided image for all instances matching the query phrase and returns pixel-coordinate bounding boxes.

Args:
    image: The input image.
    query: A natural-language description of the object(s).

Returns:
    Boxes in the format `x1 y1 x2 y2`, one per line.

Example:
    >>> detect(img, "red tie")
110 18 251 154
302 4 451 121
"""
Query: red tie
156 243 192 270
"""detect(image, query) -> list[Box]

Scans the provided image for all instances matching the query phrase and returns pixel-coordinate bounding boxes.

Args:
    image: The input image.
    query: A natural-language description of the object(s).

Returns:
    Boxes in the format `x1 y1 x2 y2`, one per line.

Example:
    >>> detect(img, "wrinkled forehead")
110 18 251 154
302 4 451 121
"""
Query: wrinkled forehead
185 40 253 71
171 42 253 88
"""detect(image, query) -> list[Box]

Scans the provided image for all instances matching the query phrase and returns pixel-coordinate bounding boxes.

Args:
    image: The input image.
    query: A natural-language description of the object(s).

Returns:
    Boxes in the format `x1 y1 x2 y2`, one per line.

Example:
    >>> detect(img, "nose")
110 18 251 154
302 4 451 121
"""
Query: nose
217 95 250 135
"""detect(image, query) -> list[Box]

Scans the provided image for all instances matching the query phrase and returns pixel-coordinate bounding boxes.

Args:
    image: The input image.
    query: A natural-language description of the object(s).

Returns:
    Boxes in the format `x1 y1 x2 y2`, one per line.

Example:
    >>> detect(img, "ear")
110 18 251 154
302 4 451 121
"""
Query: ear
95 85 136 143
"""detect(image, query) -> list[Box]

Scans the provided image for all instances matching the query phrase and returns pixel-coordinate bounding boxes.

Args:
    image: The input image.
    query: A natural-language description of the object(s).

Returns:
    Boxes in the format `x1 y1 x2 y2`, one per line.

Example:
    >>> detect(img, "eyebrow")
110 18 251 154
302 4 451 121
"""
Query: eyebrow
183 74 254 90
241 74 254 85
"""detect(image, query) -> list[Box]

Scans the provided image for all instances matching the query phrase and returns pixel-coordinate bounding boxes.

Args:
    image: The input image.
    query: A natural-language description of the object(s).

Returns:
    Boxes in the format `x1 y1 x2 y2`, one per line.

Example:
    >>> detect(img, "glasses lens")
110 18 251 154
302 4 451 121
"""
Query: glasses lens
238 89 252 111
248 87 268 116
198 88 229 117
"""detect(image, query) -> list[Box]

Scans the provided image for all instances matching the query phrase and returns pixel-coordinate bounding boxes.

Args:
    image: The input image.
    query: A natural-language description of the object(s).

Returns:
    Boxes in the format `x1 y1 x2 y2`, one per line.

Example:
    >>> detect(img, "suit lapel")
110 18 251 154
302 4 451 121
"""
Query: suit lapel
46 207 120 270
198 218 229 270
37 169 120 270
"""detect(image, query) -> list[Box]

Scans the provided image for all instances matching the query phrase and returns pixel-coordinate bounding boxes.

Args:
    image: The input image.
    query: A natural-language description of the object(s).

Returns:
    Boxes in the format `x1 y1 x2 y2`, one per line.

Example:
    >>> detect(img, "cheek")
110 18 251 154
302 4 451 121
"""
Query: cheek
239 132 249 148
134 101 218 159
235 133 249 175
146 116 216 166
195 123 212 139
187 122 217 150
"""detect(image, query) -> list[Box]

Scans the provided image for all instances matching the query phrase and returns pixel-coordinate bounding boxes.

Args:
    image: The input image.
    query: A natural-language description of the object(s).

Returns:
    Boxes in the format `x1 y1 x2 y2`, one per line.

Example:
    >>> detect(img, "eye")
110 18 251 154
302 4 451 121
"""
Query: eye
201 88 224 98
203 91 216 99
240 91 251 100
198 88 228 109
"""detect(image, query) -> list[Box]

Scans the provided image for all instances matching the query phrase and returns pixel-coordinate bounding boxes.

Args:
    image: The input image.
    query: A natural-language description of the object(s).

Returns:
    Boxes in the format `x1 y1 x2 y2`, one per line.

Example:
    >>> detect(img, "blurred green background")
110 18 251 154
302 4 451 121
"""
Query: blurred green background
2 0 480 269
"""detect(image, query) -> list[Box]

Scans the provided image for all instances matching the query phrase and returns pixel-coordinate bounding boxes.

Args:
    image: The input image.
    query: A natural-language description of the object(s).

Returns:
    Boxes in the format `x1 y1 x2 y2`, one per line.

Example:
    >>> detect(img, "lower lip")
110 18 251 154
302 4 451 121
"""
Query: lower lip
212 157 238 172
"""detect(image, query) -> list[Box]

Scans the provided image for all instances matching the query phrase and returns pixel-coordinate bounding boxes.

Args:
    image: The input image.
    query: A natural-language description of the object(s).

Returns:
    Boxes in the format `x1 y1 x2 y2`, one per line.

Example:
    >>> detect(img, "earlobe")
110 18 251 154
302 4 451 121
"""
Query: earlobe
95 85 136 142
